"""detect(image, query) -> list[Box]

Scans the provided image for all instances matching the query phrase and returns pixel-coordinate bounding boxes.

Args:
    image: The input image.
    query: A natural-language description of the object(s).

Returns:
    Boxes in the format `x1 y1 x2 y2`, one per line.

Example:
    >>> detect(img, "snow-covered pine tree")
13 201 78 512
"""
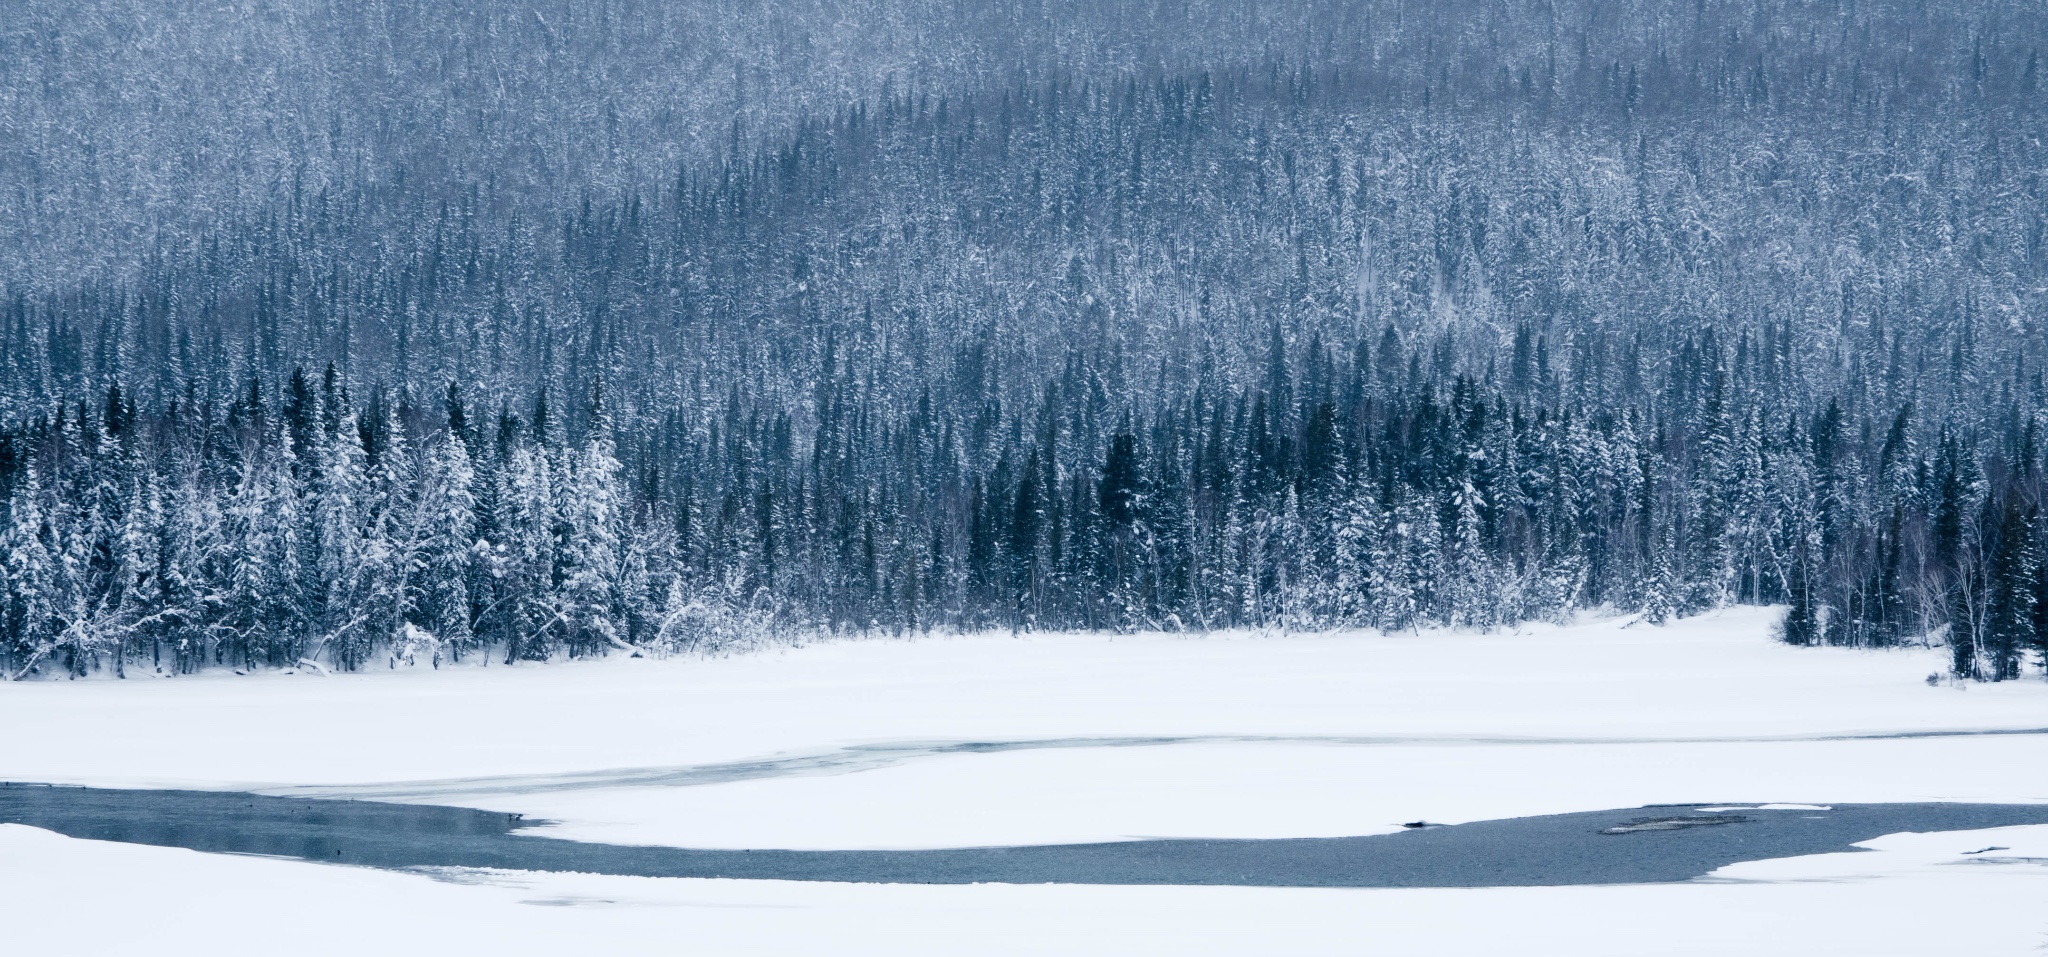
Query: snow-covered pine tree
1983 498 2040 681
362 393 420 667
559 387 629 656
312 410 372 669
1331 490 1384 627
3 471 59 678
501 439 561 662
412 431 479 662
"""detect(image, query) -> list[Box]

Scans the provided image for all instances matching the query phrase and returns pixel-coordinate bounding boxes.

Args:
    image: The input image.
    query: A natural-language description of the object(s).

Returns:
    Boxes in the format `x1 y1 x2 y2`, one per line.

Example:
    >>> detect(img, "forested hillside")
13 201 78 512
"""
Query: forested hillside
3 0 2045 679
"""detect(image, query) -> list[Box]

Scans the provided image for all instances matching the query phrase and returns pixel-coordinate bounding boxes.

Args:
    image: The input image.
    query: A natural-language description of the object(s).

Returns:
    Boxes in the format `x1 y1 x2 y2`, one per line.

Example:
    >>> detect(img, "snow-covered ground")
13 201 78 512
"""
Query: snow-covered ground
9 819 2048 957
5 606 2048 955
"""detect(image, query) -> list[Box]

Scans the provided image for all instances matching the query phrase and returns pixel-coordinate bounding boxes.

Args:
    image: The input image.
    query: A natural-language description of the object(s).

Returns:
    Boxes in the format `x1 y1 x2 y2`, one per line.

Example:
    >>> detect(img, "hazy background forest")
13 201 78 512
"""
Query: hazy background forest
2 0 2045 679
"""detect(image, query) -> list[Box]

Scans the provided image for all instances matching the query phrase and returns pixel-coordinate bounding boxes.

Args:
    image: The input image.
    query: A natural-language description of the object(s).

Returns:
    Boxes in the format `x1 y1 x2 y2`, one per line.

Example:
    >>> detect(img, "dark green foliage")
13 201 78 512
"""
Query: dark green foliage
1983 500 2041 681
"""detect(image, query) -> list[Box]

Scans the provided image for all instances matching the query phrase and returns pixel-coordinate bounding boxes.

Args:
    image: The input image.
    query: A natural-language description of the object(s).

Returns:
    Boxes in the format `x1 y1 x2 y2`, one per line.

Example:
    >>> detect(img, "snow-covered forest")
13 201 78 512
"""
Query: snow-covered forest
3 0 2046 679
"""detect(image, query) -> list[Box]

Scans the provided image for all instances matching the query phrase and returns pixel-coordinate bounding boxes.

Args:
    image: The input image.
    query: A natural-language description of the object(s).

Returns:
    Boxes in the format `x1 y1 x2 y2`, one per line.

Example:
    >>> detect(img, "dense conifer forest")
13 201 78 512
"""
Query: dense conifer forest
3 0 2046 679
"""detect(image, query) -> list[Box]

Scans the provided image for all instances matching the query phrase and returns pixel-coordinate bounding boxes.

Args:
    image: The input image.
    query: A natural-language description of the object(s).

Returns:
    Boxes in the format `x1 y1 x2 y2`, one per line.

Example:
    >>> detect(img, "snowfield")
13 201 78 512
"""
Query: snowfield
5 606 2048 955
10 820 2048 957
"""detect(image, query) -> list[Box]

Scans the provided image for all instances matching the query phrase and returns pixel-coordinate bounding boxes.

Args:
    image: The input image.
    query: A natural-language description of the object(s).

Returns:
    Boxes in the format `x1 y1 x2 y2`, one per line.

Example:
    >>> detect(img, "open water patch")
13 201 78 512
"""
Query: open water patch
6 783 2048 888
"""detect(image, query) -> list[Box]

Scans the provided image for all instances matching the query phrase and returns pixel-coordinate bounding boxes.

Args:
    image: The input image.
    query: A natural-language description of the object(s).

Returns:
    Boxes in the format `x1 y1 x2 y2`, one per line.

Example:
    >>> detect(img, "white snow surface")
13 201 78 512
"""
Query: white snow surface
6 606 2048 955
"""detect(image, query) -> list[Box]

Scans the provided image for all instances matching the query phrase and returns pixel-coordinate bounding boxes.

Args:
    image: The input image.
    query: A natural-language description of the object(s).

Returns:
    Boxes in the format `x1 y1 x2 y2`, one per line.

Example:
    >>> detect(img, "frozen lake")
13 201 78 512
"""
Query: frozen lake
7 609 2048 955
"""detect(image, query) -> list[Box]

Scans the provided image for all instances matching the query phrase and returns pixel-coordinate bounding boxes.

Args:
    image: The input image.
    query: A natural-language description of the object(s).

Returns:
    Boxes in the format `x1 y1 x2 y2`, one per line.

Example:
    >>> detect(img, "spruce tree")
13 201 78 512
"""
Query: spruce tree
1983 498 2041 681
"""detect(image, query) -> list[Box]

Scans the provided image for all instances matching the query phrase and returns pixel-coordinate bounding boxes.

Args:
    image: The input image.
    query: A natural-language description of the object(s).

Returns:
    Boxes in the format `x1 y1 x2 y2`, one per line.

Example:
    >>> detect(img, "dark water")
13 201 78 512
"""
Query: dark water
6 783 2047 887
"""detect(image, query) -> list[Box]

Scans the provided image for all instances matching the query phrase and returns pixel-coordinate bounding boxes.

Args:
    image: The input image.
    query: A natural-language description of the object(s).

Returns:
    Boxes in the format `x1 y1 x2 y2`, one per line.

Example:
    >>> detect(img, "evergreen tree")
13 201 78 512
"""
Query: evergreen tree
414 432 479 662
1983 498 2040 681
3 472 59 678
559 392 628 655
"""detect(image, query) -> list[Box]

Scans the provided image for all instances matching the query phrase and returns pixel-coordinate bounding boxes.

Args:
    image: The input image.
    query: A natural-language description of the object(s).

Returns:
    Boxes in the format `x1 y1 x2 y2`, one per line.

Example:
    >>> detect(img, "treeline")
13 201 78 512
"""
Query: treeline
4 2 2048 678
12 0 2033 289
8 44 2045 432
3 324 2045 679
